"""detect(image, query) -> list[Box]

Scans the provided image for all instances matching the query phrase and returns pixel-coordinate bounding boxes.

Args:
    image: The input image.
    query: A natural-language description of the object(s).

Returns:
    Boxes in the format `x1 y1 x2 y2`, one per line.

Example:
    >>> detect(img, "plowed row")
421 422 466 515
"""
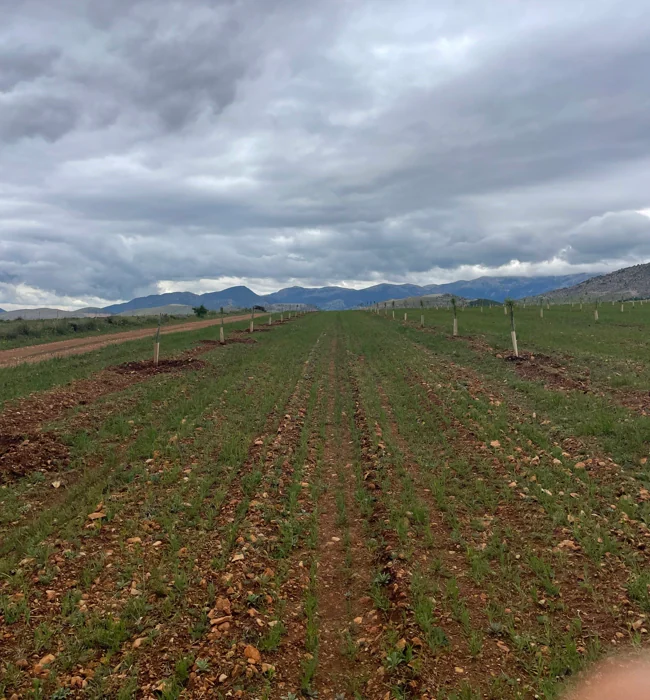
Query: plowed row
2 311 650 699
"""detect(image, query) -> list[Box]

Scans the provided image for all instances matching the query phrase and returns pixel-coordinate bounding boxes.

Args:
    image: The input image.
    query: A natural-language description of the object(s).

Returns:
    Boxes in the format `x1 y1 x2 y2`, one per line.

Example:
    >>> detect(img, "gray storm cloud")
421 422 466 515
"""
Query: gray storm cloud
1 0 650 305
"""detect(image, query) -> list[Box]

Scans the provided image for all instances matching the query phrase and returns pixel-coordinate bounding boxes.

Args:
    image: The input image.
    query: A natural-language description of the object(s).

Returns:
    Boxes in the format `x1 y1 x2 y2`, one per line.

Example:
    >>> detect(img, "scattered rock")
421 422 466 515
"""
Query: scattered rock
244 645 261 664
87 511 106 520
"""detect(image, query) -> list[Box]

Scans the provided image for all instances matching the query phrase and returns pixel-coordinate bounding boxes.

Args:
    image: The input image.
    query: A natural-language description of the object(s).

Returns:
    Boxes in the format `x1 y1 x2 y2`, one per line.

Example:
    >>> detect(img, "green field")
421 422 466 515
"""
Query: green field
0 311 251 352
1 309 650 699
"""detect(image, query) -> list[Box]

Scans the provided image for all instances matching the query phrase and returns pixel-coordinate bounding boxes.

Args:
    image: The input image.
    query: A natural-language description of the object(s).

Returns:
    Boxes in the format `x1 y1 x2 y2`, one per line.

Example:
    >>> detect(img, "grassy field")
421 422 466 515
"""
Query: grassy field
1 308 650 699
0 311 247 352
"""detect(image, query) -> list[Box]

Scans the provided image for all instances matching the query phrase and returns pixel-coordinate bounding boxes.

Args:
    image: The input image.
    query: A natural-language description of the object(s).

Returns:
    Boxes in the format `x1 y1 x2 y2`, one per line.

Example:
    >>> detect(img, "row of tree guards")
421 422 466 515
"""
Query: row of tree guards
152 307 305 366
369 298 645 313
370 296 647 360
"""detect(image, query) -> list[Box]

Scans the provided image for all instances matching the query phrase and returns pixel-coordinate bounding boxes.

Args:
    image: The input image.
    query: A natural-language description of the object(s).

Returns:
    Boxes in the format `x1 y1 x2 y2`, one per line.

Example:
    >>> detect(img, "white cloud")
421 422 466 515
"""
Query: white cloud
1 0 650 307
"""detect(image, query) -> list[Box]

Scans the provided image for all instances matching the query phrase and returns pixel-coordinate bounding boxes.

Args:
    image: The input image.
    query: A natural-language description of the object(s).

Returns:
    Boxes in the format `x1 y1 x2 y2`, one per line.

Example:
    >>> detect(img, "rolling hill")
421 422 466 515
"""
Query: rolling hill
525 263 650 302
0 273 602 319
431 274 592 301
116 304 195 317
0 308 111 321
103 275 596 314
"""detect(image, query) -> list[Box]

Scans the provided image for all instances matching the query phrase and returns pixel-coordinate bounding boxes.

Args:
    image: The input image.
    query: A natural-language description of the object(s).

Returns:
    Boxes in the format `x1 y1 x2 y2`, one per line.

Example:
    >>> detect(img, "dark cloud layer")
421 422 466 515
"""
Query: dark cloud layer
1 0 650 307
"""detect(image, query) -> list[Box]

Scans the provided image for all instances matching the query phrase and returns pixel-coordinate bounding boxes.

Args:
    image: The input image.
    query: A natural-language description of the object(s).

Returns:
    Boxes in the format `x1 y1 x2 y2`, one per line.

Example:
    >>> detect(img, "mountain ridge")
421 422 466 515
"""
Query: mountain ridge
102 274 594 314
0 273 599 319
526 262 650 302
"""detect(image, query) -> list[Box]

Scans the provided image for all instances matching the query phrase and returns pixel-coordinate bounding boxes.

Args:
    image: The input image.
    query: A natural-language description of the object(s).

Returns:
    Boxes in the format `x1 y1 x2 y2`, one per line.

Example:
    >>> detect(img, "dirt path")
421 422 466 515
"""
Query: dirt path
312 337 376 697
0 313 256 367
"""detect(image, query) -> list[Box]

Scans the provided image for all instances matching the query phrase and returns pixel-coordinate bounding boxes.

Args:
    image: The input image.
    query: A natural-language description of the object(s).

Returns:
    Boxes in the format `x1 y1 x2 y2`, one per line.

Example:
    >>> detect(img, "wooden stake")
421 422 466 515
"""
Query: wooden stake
153 315 161 366
404 312 407 321
453 318 458 336
540 308 544 318
595 309 599 321
268 314 272 325
507 302 518 357
420 314 424 327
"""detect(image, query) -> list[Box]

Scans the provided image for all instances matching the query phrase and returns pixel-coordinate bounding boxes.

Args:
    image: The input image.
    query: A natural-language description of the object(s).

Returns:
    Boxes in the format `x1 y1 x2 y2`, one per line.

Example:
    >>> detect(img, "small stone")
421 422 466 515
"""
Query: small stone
244 645 261 664
39 653 56 667
215 597 231 615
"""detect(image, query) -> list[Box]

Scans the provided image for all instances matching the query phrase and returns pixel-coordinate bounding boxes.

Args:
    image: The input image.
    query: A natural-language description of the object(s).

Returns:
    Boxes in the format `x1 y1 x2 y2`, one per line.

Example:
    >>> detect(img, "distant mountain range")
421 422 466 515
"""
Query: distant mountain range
527 262 650 302
0 307 111 321
115 304 193 317
0 274 598 320
102 274 594 314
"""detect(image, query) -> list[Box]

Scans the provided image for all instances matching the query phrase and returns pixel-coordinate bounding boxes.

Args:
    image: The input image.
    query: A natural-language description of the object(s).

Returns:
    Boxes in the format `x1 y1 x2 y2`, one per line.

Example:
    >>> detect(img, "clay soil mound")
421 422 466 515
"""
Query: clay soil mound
226 335 257 344
504 351 590 391
196 337 256 347
0 432 69 481
111 358 206 375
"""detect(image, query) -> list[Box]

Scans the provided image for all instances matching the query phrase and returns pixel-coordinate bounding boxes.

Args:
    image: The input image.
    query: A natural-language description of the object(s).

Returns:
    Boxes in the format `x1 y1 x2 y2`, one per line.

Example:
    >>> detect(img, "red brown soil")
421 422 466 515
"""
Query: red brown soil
347 369 426 697
197 335 257 346
312 346 377 697
505 351 592 392
0 341 228 481
403 362 645 641
128 339 321 697
448 330 650 416
111 357 206 375
0 313 254 367
0 432 69 480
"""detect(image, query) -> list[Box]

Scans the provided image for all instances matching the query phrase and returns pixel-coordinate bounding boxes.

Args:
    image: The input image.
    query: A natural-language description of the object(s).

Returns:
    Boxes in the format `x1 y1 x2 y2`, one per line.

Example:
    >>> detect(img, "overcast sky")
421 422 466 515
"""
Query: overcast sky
2 0 650 309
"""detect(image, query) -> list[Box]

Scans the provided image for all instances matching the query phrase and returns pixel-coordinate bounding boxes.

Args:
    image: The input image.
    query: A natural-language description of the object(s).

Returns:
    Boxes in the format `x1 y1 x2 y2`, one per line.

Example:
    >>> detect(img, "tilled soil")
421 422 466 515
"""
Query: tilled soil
0 313 255 367
3 312 649 699
443 328 650 417
111 357 206 375
0 432 69 480
0 336 252 481
311 345 378 696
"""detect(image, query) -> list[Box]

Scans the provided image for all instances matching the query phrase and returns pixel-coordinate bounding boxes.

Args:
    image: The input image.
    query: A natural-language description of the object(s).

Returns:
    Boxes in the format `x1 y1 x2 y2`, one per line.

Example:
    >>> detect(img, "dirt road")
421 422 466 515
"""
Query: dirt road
0 314 256 367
